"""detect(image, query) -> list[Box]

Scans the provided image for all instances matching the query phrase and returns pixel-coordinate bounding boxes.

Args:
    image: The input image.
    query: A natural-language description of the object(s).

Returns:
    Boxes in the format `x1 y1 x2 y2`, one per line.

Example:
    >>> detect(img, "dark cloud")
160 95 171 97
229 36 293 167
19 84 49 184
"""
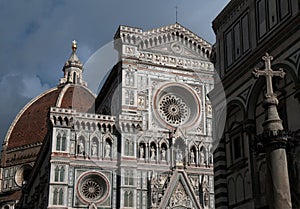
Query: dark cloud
0 0 229 144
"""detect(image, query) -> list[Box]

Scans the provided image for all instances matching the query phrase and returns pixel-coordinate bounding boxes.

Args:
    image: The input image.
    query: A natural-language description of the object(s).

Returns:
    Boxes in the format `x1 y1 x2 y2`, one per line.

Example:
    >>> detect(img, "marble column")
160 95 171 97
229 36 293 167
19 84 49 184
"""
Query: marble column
262 95 291 209
253 53 291 209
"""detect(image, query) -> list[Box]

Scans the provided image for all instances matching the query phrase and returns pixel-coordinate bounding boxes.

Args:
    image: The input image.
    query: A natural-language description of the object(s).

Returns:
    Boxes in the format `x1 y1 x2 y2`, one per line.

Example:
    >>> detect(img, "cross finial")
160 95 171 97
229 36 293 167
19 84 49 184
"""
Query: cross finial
252 53 285 97
72 40 77 52
262 52 273 71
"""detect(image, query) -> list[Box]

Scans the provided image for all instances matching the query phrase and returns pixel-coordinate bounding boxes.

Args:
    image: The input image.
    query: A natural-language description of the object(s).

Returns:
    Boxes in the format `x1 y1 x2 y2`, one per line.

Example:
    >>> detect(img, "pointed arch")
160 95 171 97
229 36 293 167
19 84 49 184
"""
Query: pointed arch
58 116 63 125
54 166 59 182
226 100 246 131
236 174 245 202
56 133 61 151
58 188 63 205
59 166 65 182
86 122 91 130
61 133 66 151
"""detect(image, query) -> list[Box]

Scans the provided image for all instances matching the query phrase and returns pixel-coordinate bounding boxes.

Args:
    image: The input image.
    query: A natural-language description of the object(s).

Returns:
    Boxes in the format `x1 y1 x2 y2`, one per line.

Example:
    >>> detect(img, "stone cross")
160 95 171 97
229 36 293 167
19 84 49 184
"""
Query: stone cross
252 53 285 97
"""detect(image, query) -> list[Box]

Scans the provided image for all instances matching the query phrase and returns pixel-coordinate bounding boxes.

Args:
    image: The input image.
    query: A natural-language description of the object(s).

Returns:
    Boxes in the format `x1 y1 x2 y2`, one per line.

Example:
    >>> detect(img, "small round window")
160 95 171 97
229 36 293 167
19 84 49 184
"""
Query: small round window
77 172 110 204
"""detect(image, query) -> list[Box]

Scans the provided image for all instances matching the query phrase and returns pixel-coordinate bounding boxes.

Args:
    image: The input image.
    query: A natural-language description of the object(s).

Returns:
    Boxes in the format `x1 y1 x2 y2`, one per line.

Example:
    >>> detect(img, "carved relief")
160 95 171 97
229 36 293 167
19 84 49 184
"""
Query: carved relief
168 182 193 208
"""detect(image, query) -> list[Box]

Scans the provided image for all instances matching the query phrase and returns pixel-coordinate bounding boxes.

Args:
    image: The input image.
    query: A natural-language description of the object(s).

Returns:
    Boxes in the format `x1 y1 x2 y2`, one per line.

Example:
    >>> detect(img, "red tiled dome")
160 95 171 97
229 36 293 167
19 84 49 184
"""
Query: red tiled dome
5 85 95 150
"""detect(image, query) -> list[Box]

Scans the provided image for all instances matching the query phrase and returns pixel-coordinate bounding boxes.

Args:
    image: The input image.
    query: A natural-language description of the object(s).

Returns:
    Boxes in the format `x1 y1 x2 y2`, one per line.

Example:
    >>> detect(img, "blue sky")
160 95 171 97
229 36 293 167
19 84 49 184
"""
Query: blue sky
0 0 229 143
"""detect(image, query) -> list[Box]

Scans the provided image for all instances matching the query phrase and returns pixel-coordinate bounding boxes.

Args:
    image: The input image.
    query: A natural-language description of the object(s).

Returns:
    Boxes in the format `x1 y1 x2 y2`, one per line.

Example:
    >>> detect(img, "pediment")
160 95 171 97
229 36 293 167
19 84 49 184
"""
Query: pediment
141 41 209 61
159 170 202 209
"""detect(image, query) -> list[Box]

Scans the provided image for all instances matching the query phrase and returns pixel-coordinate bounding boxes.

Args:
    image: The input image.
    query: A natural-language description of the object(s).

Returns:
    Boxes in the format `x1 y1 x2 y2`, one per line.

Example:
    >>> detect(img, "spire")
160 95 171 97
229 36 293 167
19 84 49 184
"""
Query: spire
59 40 87 86
64 40 82 69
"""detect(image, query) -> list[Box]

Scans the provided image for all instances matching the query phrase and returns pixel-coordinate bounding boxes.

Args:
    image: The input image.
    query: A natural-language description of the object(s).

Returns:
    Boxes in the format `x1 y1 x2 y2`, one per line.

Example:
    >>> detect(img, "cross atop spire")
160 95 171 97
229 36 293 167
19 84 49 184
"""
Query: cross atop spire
252 53 285 97
72 40 77 52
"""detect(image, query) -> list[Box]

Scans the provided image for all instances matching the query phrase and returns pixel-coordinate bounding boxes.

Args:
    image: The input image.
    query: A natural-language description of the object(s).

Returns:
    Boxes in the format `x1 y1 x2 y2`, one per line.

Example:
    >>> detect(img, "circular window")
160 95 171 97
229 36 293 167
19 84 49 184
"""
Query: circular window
159 94 189 125
171 42 183 54
77 172 110 204
14 164 32 187
153 83 201 129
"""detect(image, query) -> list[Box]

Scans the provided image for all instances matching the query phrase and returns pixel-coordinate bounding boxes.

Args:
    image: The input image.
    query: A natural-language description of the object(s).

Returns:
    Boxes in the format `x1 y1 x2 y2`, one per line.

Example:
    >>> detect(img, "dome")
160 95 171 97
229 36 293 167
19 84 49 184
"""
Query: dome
4 84 95 150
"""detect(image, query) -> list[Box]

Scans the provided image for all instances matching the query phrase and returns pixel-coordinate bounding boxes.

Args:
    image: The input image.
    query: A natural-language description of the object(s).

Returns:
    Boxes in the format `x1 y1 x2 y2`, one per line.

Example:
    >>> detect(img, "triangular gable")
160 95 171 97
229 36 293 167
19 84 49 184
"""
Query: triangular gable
115 23 212 62
159 170 202 209
143 41 209 61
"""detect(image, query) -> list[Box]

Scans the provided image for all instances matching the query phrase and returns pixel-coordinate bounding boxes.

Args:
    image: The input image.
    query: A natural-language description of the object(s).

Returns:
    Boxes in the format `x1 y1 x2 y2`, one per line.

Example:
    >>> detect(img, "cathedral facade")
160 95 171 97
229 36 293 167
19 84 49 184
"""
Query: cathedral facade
0 24 215 209
211 0 300 208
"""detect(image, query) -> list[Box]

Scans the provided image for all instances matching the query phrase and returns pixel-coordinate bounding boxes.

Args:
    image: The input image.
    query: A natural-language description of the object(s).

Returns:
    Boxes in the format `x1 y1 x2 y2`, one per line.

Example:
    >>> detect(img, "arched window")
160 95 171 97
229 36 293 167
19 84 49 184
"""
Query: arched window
73 72 76 84
59 167 65 182
124 191 133 207
125 139 129 156
56 133 67 151
59 188 63 205
53 188 58 205
124 191 129 207
54 166 59 182
54 166 65 182
61 134 66 151
128 191 133 207
56 134 61 151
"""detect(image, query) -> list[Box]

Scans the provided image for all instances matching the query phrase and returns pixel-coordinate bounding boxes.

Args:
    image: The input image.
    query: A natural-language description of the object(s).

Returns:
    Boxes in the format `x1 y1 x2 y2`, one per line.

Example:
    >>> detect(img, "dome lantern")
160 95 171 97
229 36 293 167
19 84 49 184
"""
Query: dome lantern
59 40 87 86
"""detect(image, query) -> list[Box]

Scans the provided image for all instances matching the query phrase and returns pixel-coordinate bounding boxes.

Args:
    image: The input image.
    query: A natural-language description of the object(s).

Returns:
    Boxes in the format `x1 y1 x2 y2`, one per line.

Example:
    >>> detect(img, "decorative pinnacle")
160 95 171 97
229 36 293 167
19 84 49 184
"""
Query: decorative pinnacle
72 40 77 52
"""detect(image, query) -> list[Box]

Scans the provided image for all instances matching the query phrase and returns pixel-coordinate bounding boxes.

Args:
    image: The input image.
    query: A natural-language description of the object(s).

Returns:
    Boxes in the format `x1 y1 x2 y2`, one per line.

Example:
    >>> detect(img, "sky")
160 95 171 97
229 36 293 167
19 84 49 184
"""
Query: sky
0 0 229 144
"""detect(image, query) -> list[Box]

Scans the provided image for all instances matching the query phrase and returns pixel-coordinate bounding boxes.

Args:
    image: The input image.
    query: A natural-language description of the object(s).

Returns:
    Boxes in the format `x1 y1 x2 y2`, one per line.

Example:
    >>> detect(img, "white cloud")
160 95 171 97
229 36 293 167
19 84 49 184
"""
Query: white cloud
21 75 50 98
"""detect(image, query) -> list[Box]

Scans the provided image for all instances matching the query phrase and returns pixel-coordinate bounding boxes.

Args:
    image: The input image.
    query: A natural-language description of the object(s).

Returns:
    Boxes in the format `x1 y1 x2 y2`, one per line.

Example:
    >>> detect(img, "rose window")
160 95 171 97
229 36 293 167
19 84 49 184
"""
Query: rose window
77 172 110 204
153 83 201 129
81 179 104 200
159 94 189 125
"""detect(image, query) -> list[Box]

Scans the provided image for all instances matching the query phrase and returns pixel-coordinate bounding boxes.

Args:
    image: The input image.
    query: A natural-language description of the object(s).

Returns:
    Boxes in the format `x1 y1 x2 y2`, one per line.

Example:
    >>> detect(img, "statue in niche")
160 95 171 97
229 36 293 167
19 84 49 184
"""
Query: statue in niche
91 141 97 156
105 142 111 158
150 173 159 206
158 175 166 186
207 103 212 115
78 139 84 154
70 142 75 154
161 147 166 161
129 73 134 86
150 146 156 160
190 149 195 164
176 148 183 163
202 176 210 207
209 153 213 164
139 145 144 159
207 120 212 135
199 148 205 165
138 96 145 107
